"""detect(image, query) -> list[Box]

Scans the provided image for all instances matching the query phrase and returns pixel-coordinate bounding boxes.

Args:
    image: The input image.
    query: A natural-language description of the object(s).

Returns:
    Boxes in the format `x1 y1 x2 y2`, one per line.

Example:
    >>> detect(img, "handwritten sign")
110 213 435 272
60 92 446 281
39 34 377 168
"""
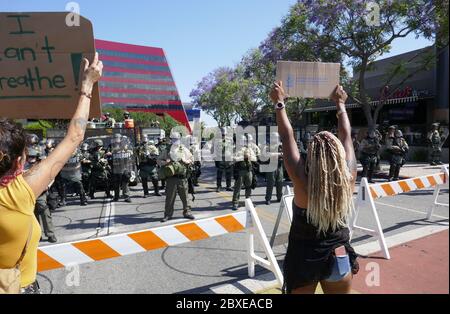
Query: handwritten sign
276 61 340 99
0 12 101 119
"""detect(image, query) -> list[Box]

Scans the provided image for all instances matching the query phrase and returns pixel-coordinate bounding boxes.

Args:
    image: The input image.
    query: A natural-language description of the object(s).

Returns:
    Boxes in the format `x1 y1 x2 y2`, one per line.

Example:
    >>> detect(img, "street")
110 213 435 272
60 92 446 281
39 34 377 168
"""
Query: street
37 163 449 294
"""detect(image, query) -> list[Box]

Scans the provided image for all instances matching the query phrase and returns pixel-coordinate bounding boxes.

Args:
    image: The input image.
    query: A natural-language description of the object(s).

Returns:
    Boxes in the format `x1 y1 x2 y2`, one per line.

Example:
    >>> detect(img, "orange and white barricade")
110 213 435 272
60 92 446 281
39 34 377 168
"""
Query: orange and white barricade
38 207 284 287
350 165 449 260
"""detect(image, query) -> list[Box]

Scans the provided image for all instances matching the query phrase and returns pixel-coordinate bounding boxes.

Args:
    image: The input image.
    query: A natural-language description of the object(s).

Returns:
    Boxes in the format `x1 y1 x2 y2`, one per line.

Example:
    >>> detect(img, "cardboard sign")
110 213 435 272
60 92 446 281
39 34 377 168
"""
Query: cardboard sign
0 12 101 119
276 61 340 99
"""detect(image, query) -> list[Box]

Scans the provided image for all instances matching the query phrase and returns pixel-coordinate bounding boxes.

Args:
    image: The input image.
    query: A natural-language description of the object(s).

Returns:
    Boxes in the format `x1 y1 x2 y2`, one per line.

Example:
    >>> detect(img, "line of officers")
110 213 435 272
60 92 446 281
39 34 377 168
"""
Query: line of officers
211 130 284 212
24 129 286 240
355 123 447 183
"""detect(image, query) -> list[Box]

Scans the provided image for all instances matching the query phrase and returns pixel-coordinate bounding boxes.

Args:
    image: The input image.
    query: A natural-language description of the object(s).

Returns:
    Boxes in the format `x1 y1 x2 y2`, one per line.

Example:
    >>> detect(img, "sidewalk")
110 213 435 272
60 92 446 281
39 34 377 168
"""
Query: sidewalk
255 229 449 295
352 229 449 294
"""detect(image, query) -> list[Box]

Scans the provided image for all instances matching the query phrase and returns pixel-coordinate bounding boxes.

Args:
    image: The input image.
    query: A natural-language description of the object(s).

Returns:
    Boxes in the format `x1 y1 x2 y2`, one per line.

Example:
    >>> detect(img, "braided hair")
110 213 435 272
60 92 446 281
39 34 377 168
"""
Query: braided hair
305 131 353 235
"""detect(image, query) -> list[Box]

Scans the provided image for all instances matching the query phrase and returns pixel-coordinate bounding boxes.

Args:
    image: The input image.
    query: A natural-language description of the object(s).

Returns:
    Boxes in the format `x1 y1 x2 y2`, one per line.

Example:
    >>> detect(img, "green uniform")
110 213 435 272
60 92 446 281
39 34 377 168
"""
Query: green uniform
111 146 134 201
157 141 169 189
190 144 202 186
89 149 111 198
264 144 284 203
60 150 88 205
386 136 409 181
215 140 234 190
26 147 57 241
81 151 92 192
232 146 258 209
428 129 445 165
35 192 56 239
359 137 381 182
159 144 194 219
137 143 160 196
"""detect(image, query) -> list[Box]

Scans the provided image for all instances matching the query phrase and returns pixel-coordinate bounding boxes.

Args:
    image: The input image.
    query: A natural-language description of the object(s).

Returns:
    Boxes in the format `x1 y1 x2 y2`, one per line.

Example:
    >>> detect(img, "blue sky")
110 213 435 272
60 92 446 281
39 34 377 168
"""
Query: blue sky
1 0 434 126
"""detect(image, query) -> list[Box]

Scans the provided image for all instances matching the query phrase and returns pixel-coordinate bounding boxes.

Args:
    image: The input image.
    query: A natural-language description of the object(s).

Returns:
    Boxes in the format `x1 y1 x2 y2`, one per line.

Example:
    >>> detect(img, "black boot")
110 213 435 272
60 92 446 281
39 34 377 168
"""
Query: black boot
388 165 395 181
368 168 375 183
161 216 172 223
393 166 401 181
153 180 162 196
183 210 195 220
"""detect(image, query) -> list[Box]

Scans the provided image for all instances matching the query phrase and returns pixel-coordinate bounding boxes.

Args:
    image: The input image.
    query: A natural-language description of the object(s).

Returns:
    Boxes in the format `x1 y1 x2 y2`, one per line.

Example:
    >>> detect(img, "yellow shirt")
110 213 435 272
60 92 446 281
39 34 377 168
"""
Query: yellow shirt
0 175 41 287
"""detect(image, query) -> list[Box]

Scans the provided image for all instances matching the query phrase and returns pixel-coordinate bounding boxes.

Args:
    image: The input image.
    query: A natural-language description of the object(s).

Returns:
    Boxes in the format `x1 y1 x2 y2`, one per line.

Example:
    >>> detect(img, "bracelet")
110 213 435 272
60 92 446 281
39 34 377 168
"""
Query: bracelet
80 91 92 99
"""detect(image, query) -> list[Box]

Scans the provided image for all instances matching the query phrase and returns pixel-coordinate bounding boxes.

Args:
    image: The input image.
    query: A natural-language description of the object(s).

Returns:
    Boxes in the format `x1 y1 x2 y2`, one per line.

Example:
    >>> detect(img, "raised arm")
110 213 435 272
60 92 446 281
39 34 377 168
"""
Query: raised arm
331 85 357 184
270 81 306 183
24 53 103 197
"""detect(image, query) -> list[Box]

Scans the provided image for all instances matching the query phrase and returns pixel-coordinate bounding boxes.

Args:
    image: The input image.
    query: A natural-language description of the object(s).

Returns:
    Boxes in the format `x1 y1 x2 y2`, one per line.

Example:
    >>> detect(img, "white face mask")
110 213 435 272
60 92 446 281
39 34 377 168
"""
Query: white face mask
172 139 180 145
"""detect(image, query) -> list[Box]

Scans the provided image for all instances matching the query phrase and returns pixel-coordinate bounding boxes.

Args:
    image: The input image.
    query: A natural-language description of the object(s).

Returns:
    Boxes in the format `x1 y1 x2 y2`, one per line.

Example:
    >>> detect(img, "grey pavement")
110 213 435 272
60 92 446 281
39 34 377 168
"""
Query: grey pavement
37 163 449 294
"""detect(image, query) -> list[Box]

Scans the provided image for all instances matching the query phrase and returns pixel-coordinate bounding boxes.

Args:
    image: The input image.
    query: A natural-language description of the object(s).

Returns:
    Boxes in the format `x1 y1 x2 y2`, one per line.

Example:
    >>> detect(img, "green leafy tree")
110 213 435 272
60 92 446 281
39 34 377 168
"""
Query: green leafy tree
272 0 446 127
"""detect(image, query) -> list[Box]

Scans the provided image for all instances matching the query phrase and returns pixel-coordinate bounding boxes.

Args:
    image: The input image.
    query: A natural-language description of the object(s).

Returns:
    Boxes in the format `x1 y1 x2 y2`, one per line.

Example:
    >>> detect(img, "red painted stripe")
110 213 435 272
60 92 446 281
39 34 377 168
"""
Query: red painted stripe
104 66 172 76
99 54 169 67
100 87 179 96
101 97 182 105
100 76 176 86
95 39 165 56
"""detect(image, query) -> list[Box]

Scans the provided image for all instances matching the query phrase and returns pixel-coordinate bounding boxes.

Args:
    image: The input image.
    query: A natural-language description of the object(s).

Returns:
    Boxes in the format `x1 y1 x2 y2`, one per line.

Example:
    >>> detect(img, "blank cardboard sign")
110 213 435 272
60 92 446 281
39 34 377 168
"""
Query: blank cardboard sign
0 12 101 119
276 61 340 99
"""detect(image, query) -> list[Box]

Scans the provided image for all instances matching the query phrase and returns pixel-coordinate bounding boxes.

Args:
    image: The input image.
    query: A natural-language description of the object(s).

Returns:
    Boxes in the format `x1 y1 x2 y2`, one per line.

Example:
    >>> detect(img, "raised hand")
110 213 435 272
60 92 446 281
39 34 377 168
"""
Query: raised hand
81 52 103 94
270 81 288 104
331 85 348 106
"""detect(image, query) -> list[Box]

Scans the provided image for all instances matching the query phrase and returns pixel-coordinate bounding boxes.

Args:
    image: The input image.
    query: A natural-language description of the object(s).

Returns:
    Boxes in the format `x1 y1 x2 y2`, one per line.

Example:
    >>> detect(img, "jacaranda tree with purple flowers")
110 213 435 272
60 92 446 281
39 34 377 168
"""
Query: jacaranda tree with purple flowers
277 0 447 127
190 67 260 127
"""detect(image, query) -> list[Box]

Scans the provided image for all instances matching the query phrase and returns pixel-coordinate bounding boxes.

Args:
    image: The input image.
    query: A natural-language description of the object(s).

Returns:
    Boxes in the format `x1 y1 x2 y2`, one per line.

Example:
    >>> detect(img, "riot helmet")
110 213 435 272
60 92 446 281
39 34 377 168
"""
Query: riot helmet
27 134 40 146
45 139 55 149
368 129 377 139
81 143 90 152
93 139 104 149
113 133 122 144
395 130 403 138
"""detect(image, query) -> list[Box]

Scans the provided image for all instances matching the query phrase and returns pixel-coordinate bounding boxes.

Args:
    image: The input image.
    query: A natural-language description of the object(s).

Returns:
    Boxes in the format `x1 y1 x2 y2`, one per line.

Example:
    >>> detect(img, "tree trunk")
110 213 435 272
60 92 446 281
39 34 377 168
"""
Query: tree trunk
358 58 375 128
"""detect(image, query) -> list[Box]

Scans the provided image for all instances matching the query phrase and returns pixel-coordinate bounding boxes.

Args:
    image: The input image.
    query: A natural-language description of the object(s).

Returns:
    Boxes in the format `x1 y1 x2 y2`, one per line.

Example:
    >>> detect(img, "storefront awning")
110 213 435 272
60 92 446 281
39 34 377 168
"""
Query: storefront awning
303 96 419 113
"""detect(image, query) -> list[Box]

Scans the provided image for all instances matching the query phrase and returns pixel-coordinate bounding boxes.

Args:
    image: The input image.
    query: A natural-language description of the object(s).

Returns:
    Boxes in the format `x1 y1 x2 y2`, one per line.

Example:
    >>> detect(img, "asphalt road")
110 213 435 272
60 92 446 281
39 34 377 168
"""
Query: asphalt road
37 163 449 294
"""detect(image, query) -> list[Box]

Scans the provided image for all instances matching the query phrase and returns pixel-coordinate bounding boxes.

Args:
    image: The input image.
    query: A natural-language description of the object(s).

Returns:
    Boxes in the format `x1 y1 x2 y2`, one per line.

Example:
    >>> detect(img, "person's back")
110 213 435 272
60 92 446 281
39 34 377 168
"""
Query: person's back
271 82 359 294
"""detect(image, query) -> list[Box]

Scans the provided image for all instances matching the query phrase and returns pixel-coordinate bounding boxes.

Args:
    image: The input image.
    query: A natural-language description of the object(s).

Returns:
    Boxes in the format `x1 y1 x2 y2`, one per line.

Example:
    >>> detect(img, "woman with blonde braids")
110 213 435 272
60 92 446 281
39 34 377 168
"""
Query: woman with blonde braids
270 82 359 294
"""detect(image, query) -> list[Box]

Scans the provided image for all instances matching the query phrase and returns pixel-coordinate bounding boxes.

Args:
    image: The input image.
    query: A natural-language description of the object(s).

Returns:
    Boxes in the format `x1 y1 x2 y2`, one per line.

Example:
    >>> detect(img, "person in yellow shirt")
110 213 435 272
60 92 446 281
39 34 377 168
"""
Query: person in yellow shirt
0 53 103 294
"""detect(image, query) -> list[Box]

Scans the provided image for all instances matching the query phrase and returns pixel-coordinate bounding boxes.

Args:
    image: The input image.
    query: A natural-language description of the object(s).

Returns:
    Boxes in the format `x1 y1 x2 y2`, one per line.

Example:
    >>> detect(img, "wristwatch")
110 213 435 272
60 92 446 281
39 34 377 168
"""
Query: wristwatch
275 102 285 110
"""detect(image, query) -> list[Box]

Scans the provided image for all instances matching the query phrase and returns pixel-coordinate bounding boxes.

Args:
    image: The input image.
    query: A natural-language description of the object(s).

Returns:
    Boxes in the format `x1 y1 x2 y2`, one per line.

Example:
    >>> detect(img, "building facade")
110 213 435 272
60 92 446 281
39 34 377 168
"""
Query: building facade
95 39 190 131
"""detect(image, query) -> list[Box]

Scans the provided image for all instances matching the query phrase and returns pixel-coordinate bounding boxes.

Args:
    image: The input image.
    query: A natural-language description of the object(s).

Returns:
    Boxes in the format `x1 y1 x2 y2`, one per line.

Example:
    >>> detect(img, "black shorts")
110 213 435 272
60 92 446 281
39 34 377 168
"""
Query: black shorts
283 205 359 293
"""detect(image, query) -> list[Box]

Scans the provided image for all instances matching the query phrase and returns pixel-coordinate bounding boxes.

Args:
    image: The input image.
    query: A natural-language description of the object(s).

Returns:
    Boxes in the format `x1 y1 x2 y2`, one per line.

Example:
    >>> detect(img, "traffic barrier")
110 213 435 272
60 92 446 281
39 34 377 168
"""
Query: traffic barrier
38 211 247 272
245 199 284 286
37 207 284 287
350 165 449 260
269 186 293 247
